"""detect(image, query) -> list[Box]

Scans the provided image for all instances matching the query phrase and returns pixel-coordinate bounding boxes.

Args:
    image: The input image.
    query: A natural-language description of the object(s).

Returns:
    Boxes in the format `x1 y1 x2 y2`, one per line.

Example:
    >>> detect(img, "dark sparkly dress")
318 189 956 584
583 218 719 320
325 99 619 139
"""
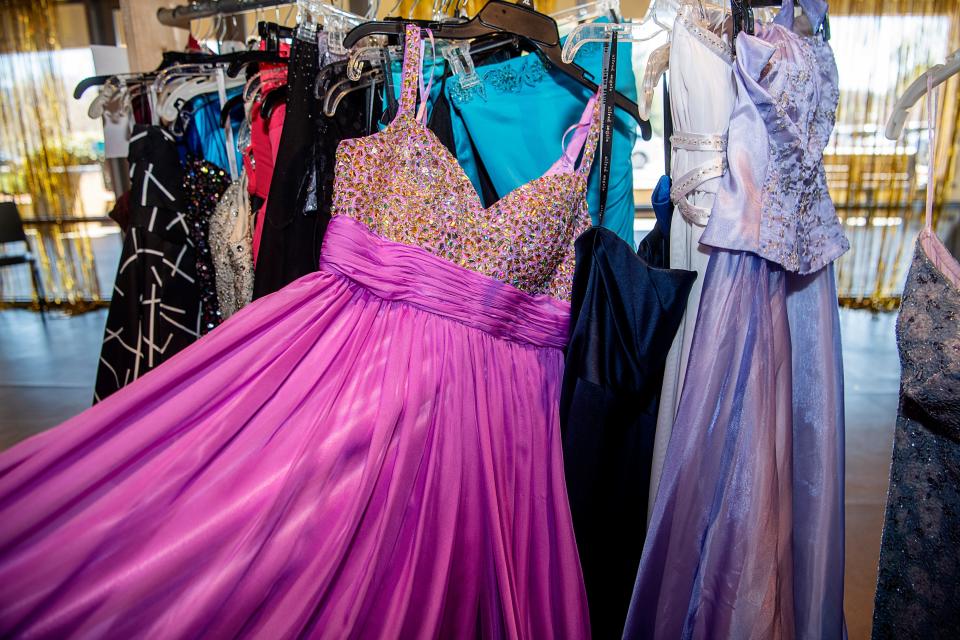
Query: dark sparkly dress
94 126 201 402
183 157 230 334
252 62 371 299
872 227 960 639
251 35 320 300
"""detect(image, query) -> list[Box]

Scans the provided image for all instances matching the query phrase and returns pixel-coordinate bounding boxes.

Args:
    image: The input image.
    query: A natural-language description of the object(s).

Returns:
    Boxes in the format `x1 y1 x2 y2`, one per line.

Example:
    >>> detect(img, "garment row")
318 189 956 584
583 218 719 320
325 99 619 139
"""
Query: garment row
2 0 943 637
94 26 641 401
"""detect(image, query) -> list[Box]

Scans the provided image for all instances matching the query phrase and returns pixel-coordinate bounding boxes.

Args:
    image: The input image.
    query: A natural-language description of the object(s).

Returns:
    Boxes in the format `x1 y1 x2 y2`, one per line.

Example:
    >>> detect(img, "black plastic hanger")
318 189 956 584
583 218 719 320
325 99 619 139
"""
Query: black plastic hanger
259 21 294 48
73 73 156 99
343 0 651 139
260 85 288 119
219 93 245 127
225 51 287 77
225 21 293 77
731 0 830 42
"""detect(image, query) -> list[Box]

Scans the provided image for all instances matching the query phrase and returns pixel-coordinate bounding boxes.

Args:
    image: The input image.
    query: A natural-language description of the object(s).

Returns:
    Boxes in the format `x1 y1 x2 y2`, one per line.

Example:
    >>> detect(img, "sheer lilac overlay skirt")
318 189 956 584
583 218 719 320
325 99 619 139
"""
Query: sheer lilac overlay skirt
0 215 589 639
625 249 845 639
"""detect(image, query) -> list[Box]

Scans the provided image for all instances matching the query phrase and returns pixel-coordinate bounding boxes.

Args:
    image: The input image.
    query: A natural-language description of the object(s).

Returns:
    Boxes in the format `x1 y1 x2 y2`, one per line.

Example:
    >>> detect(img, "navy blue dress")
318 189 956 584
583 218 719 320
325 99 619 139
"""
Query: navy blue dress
560 217 695 637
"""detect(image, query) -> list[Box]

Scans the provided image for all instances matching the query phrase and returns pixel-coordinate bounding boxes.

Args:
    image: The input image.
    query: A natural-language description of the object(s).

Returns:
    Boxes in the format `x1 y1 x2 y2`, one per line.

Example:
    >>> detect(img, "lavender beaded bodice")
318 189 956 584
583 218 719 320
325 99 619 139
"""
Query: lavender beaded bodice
331 25 598 301
704 0 849 273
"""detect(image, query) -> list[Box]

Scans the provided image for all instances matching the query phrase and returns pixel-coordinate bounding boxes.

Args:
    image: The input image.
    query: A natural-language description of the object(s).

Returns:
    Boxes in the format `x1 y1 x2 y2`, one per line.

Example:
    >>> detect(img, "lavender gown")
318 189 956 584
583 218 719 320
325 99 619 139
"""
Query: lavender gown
625 2 849 638
0 26 594 639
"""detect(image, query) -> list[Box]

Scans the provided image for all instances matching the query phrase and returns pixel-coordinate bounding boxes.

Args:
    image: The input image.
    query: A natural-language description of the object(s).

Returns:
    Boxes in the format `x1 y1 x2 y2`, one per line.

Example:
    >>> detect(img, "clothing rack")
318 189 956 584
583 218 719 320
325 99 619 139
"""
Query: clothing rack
157 0 295 27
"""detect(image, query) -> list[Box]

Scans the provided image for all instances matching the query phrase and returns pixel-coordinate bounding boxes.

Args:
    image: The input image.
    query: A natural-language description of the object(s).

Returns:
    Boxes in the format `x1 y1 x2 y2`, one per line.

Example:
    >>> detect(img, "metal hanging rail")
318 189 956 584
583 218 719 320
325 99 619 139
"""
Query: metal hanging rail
157 0 296 27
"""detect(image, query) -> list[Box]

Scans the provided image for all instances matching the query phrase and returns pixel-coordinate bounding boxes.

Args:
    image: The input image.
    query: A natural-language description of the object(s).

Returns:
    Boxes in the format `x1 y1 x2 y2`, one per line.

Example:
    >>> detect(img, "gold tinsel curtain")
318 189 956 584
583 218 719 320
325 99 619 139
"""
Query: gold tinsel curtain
827 0 960 308
0 0 105 308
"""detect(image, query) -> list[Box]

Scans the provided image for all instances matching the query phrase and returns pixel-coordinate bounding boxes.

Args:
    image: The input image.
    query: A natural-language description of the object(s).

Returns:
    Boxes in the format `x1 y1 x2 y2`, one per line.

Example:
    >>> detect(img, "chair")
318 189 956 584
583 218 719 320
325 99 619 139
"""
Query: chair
0 202 47 314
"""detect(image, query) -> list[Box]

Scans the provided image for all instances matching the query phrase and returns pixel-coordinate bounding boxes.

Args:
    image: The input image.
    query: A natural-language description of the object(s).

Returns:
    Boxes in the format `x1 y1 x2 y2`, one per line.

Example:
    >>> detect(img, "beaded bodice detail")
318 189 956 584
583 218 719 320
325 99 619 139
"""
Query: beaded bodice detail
752 17 847 273
897 232 960 434
704 0 848 274
332 25 599 301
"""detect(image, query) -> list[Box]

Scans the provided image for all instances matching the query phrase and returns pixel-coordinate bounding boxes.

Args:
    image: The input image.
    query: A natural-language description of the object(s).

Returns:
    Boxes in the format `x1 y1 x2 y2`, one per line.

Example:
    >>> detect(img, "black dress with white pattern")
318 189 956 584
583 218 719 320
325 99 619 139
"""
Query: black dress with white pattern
94 125 202 402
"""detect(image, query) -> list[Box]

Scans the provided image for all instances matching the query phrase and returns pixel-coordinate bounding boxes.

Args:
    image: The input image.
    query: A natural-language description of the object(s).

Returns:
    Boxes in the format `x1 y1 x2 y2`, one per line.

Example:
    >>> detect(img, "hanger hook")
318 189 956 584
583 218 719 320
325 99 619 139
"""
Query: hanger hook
218 15 227 51
247 7 260 42
408 0 423 20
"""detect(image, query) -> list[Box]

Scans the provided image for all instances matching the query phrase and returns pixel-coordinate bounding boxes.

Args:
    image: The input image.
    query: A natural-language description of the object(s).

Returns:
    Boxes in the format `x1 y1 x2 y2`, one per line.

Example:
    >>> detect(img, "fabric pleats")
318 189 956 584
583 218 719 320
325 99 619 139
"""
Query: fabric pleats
625 249 845 639
0 215 589 640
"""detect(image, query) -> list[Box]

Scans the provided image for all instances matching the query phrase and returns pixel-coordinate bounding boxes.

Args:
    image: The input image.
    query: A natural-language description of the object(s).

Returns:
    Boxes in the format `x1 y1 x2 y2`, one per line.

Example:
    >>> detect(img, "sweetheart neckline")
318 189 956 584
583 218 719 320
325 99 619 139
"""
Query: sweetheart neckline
337 112 591 216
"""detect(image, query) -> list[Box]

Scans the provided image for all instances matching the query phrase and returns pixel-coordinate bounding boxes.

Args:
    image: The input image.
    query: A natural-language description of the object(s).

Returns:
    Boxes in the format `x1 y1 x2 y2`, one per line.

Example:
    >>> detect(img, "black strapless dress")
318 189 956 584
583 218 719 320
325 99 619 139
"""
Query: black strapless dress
560 224 695 638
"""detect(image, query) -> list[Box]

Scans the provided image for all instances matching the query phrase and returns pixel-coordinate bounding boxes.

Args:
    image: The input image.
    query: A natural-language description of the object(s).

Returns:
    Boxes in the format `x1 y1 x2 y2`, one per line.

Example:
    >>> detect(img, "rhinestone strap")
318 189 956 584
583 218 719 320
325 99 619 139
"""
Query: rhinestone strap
676 198 711 227
670 132 727 151
398 24 422 117
577 93 603 176
670 156 726 227
670 157 726 201
676 9 733 64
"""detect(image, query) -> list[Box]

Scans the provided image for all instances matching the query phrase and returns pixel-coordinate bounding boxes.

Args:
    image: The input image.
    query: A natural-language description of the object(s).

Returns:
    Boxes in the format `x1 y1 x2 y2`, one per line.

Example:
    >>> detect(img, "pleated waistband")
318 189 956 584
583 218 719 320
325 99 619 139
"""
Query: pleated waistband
320 216 570 349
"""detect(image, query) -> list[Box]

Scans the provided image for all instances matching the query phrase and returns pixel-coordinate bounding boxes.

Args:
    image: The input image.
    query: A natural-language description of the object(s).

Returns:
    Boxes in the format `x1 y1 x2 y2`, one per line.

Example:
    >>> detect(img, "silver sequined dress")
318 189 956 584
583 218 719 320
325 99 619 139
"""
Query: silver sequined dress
209 176 254 320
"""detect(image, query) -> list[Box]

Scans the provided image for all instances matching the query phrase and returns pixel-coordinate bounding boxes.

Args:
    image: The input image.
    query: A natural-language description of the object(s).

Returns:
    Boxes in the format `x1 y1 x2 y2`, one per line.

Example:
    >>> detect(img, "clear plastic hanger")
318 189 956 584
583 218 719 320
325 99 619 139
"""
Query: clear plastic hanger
551 0 620 35
345 38 482 92
88 76 127 119
408 0 424 19
346 44 401 81
295 0 376 53
560 0 681 64
323 4 373 55
638 42 669 119
323 68 384 116
153 64 244 128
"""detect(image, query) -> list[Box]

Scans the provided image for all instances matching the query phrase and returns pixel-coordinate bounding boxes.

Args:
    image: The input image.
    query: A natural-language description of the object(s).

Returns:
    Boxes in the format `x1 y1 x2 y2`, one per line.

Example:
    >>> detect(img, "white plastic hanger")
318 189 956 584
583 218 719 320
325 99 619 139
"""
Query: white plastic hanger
155 72 244 125
885 48 960 140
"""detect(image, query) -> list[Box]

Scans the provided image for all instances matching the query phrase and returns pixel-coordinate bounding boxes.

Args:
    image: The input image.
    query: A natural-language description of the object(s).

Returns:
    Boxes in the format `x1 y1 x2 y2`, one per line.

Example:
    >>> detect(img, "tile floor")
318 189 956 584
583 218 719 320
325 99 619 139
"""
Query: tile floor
0 307 899 638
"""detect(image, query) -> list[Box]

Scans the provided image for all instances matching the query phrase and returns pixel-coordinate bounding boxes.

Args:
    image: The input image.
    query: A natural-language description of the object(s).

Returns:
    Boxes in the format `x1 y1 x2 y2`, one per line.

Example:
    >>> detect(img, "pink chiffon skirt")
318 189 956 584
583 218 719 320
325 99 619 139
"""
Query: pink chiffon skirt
0 215 589 639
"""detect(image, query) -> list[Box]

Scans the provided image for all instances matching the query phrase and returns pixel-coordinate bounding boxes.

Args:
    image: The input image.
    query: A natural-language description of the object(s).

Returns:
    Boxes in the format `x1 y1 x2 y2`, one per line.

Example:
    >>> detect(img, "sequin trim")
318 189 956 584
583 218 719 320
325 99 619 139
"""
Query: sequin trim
669 132 727 151
670 155 726 226
448 54 549 105
676 8 734 64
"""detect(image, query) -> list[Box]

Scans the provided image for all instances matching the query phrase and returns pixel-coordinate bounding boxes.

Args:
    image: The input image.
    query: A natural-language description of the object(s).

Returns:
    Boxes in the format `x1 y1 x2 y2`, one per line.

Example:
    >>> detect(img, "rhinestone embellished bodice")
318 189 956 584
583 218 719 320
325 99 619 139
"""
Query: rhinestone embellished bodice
704 0 849 274
331 25 599 301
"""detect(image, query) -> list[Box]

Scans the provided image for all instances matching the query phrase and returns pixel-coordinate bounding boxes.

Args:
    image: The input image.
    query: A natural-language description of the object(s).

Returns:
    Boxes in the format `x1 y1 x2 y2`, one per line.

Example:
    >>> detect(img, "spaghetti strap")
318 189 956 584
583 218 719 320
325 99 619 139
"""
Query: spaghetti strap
397 24 423 118
545 94 599 176
925 75 936 232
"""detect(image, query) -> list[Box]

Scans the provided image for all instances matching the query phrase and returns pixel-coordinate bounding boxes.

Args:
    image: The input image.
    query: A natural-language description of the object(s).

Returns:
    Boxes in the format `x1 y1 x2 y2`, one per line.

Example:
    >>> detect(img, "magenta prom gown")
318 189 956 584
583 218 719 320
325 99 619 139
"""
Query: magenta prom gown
0 26 598 639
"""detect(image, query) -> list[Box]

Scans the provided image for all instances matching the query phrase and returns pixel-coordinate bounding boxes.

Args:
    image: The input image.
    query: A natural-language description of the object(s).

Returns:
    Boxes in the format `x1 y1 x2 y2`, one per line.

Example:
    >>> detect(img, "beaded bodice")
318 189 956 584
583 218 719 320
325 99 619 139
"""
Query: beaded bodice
331 25 599 301
704 0 848 274
897 231 960 433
